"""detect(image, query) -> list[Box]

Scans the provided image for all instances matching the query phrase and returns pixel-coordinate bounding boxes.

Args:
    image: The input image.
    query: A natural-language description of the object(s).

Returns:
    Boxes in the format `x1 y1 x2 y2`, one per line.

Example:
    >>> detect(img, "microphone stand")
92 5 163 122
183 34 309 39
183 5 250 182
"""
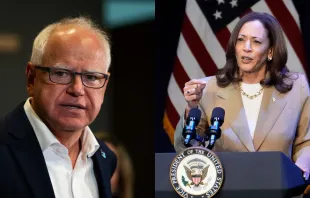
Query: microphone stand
206 134 216 150
205 118 222 150
184 125 222 150
194 134 206 147
183 133 206 147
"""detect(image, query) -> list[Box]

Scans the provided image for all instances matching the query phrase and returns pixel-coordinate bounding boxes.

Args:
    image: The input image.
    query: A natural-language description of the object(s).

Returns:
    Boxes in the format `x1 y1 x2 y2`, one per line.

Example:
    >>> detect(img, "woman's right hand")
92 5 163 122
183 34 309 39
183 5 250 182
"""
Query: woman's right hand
183 79 206 115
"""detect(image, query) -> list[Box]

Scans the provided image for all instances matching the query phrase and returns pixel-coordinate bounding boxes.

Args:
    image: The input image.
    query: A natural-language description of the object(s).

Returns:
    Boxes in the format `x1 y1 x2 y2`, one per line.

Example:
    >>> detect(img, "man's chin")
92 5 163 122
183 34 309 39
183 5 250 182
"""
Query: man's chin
56 120 88 132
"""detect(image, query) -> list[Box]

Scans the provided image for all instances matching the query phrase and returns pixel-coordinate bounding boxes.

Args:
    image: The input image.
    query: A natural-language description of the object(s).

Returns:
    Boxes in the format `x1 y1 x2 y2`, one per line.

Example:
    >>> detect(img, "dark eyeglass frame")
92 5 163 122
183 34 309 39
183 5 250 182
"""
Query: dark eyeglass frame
35 65 109 89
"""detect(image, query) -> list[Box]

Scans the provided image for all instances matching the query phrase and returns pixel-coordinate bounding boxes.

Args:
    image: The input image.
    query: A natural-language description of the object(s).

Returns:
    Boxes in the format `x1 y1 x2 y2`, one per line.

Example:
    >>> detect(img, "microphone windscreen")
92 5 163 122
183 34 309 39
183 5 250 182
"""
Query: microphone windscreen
188 108 201 122
211 107 225 121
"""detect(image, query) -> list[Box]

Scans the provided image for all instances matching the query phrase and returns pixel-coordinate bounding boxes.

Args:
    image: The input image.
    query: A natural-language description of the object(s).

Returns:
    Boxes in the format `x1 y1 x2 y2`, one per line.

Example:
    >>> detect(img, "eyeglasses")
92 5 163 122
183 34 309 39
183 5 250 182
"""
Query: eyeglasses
35 66 109 89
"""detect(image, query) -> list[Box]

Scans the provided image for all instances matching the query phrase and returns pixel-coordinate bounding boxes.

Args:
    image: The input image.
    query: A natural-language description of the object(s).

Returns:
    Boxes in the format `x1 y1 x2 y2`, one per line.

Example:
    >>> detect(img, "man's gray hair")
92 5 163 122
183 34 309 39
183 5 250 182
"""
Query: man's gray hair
30 16 111 71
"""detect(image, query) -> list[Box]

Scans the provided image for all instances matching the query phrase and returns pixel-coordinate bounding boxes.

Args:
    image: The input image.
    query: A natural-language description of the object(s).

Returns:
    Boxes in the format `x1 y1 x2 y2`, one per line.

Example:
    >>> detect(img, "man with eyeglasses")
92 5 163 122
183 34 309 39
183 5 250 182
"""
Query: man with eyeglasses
0 17 116 198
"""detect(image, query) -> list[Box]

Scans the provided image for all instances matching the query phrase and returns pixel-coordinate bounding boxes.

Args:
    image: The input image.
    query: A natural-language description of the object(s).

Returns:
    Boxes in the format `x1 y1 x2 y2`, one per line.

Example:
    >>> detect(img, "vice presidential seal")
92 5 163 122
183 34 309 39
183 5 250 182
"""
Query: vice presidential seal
170 147 224 198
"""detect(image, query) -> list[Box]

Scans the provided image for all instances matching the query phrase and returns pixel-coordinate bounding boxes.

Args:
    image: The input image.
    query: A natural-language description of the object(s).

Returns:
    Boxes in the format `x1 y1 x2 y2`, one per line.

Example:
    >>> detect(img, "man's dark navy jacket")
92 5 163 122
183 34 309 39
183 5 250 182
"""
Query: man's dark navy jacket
0 102 117 198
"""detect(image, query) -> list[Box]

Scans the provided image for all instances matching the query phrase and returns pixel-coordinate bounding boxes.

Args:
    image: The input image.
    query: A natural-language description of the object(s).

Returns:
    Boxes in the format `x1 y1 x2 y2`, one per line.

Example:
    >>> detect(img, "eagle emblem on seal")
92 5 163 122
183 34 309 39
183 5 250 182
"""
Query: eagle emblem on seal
182 158 210 188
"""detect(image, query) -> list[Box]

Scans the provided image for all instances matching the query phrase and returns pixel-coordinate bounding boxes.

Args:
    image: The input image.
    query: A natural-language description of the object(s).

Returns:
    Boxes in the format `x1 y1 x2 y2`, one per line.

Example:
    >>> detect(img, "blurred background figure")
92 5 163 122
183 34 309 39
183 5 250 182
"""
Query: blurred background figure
96 131 134 198
0 0 153 197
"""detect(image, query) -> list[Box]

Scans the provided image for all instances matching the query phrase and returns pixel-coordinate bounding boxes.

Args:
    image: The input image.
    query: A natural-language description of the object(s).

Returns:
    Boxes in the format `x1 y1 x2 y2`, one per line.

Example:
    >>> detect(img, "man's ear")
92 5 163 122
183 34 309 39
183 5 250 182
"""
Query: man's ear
26 62 36 96
101 72 110 104
105 72 110 88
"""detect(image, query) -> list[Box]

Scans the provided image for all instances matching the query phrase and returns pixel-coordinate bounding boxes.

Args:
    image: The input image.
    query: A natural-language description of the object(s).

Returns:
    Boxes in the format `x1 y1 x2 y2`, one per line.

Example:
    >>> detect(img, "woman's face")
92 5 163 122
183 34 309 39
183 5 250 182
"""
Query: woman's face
235 20 273 74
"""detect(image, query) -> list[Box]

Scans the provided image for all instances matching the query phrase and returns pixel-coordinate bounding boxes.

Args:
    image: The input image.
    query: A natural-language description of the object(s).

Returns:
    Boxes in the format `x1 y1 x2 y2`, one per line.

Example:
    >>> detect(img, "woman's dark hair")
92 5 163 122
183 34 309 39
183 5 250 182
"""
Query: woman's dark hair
216 12 296 93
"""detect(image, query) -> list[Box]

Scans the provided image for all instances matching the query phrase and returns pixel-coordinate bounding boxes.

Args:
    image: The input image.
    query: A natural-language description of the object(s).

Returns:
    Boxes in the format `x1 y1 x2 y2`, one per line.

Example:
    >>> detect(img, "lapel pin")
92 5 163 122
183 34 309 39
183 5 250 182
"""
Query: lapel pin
101 150 106 158
272 97 276 102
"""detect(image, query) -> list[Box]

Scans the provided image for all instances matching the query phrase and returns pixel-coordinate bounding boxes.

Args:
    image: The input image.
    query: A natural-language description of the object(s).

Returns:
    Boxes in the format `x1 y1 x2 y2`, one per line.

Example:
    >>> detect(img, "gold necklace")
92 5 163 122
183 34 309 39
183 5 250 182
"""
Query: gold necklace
238 83 264 99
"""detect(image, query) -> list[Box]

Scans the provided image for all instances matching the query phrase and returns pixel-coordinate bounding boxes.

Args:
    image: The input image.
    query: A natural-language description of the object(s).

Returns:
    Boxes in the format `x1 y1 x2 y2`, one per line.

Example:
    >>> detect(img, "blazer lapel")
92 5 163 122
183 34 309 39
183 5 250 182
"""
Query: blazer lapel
7 103 55 198
217 84 255 151
253 86 287 150
92 149 111 198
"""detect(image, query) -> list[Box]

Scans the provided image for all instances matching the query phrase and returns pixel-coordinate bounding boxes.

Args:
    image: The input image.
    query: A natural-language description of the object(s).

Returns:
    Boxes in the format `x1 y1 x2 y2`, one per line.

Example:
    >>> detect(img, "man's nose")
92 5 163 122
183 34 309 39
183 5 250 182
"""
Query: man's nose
67 75 85 96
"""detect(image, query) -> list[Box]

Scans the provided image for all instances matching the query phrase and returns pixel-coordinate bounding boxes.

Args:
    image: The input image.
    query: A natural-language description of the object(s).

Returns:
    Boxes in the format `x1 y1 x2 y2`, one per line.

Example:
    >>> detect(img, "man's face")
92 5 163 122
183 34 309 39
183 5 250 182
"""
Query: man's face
27 26 109 133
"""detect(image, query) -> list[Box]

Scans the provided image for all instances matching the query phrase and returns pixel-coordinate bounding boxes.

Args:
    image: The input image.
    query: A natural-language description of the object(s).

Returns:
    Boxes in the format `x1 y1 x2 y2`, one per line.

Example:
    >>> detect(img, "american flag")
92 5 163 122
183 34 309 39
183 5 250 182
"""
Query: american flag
163 0 308 144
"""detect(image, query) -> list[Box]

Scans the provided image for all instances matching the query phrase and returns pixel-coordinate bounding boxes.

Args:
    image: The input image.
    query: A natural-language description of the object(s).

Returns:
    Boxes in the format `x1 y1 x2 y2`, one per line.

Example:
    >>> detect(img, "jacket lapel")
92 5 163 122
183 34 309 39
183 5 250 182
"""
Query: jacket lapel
92 148 111 198
7 103 55 198
253 86 287 150
217 83 255 151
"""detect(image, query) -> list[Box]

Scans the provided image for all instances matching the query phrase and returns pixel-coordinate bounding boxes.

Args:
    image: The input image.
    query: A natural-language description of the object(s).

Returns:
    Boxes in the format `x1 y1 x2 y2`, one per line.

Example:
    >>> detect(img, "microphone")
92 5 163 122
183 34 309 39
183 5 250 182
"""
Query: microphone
182 108 202 147
206 107 225 150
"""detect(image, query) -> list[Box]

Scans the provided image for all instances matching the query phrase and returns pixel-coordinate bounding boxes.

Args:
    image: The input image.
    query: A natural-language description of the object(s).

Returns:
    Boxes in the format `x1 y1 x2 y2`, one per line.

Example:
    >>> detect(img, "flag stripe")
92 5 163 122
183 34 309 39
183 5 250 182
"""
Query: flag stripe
163 111 175 144
265 0 307 69
173 57 190 89
167 74 187 116
240 8 252 18
186 0 226 69
182 14 218 76
177 34 207 79
282 0 300 29
227 17 240 32
216 28 231 50
166 92 182 128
